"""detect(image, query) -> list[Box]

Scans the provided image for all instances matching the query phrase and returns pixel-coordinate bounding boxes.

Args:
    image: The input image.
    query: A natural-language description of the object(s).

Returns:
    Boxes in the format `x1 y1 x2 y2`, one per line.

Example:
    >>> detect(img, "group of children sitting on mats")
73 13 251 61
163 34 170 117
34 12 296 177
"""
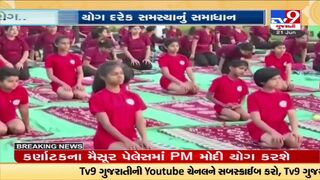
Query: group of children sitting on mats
1 25 319 150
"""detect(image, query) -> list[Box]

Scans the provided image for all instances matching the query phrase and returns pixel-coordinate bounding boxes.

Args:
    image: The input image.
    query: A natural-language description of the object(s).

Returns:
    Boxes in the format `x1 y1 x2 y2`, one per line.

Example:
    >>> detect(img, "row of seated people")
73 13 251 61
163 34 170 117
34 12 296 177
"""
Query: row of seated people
0 25 319 81
0 37 305 149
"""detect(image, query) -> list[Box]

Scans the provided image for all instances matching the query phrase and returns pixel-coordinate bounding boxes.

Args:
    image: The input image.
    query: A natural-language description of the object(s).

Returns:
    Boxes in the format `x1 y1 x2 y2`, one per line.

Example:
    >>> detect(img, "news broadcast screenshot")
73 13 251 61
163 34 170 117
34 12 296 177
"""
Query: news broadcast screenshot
0 0 319 179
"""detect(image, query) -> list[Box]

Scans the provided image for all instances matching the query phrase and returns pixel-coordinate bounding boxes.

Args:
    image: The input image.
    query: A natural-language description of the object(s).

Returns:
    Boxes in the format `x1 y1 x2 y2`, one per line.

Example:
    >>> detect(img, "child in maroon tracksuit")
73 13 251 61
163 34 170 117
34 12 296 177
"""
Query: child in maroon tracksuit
313 32 320 72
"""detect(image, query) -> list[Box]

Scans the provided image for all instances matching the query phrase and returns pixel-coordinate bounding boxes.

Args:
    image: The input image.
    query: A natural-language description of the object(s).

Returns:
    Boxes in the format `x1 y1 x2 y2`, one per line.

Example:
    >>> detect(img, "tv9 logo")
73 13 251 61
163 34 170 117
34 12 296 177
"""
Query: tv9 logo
270 10 301 30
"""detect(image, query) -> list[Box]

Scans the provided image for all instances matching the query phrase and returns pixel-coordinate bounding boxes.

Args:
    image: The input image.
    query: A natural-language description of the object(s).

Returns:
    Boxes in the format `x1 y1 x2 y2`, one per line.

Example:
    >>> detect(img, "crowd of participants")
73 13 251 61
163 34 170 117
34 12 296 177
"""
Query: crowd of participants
1 25 319 150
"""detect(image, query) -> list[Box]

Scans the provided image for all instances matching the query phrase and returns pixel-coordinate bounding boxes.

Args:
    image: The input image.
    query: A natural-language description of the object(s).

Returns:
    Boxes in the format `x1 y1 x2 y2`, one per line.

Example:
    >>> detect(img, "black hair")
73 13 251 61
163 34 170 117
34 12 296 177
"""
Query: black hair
129 26 144 31
4 26 14 31
229 60 249 68
188 26 196 36
164 38 179 48
146 26 156 33
98 39 113 49
295 31 306 38
238 42 254 51
271 41 285 49
122 63 134 84
53 36 69 53
91 26 107 39
317 32 320 39
92 61 122 93
92 70 106 94
162 28 168 34
3 26 19 37
0 67 19 81
254 67 280 87
201 26 208 28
